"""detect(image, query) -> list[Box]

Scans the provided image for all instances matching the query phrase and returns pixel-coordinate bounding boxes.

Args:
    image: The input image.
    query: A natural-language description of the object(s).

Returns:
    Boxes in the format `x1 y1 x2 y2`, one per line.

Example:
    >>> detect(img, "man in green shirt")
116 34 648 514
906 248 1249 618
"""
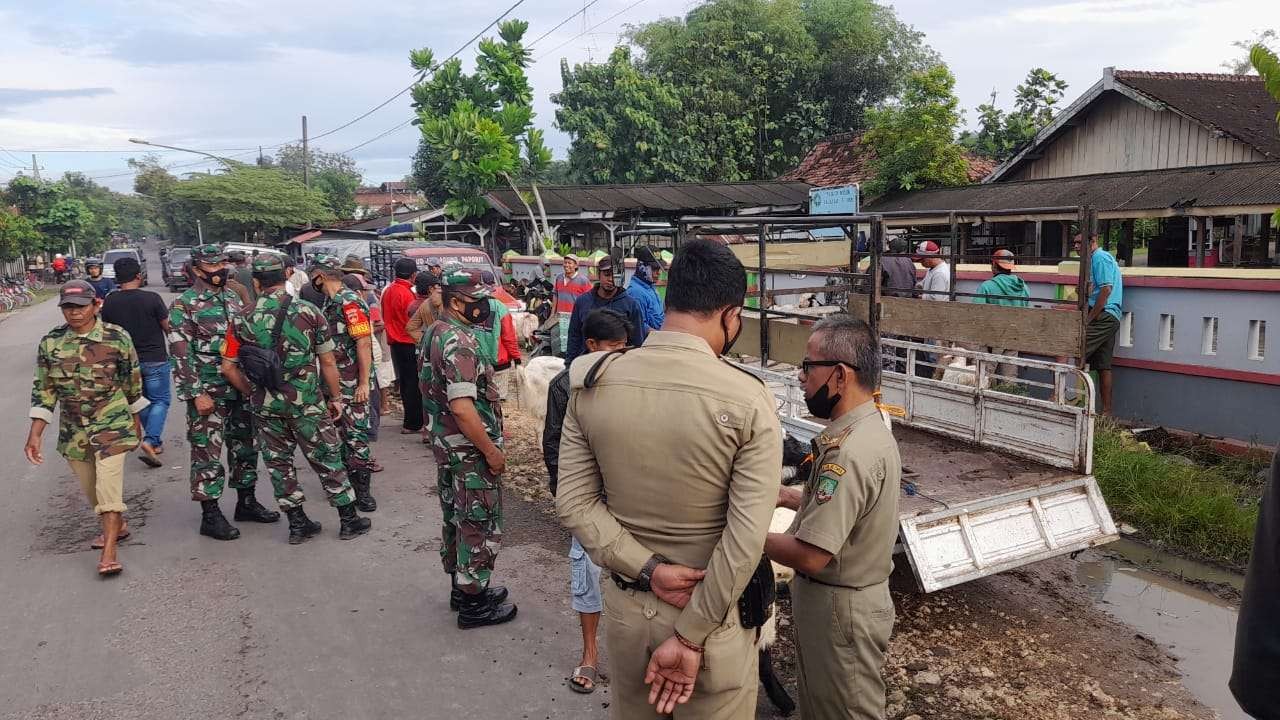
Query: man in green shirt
973 249 1031 380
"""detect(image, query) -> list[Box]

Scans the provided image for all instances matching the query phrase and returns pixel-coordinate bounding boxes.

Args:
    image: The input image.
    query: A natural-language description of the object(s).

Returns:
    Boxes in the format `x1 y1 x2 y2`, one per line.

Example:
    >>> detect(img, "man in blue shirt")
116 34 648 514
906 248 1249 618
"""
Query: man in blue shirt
1075 233 1124 415
628 245 665 332
84 257 116 299
565 256 646 363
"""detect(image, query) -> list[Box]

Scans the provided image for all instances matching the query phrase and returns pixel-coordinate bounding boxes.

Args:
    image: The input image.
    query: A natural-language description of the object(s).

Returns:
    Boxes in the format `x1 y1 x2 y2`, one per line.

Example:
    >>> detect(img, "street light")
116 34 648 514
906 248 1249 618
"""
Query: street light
128 138 240 169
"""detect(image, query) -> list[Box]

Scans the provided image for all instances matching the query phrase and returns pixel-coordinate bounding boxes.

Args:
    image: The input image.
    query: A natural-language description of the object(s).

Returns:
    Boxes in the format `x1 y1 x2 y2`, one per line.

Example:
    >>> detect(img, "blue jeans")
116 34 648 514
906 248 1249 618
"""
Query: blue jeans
139 361 171 448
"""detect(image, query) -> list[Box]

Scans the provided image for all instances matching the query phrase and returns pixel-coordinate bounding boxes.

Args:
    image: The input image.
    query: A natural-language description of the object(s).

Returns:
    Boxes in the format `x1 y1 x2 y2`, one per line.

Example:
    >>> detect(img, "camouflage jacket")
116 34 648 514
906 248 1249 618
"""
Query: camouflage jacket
30 319 148 461
419 317 503 456
168 285 244 401
226 287 334 418
319 287 374 396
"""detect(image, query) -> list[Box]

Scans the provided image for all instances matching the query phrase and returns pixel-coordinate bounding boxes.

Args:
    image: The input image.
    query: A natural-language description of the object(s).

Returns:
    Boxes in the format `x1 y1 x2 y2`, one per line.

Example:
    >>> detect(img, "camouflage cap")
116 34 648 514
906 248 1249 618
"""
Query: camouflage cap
308 253 344 276
58 279 96 307
191 243 226 264
442 267 492 299
251 253 286 272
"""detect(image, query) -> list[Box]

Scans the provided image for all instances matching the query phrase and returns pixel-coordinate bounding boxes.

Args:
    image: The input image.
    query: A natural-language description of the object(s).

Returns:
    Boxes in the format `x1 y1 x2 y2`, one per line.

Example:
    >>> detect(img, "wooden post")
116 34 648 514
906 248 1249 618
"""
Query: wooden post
948 211 958 301
1262 213 1273 263
758 224 769 368
1077 206 1096 369
1195 216 1206 268
1122 219 1135 266
1101 219 1112 251
1233 214 1245 266
869 217 884 338
1033 220 1043 263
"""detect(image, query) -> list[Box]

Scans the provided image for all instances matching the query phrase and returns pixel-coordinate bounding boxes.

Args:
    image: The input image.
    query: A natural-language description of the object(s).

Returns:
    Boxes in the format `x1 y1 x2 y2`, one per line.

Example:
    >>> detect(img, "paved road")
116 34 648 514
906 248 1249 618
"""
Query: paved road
0 245 607 720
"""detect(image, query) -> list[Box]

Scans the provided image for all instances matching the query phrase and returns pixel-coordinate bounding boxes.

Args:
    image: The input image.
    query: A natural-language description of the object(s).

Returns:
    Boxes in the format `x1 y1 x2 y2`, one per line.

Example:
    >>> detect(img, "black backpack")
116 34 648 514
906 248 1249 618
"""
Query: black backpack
238 296 293 391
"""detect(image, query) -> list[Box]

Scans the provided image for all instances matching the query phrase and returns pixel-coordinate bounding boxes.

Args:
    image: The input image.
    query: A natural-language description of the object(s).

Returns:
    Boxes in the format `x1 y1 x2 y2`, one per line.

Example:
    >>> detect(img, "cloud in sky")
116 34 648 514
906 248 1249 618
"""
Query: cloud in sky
0 0 1272 192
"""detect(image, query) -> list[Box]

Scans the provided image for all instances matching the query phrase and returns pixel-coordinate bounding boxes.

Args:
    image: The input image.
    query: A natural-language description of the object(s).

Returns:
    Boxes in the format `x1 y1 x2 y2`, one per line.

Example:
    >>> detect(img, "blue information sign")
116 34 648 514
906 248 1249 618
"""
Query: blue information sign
809 185 859 238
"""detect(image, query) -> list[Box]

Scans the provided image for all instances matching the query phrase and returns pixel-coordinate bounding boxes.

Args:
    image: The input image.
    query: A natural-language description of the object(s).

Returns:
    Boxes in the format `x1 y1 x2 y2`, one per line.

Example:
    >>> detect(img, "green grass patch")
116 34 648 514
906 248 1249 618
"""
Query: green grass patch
1093 422 1262 569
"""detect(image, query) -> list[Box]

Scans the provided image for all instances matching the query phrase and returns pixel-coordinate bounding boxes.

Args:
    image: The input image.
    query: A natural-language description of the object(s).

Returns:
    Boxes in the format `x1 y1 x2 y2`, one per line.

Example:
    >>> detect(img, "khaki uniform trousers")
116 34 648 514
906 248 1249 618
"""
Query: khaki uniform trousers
66 452 128 515
602 580 758 719
793 576 895 720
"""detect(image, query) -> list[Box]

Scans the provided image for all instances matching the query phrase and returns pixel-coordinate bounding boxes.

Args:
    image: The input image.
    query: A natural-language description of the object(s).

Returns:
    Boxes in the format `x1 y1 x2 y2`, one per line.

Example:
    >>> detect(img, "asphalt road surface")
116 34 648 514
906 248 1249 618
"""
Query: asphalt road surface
1 245 607 720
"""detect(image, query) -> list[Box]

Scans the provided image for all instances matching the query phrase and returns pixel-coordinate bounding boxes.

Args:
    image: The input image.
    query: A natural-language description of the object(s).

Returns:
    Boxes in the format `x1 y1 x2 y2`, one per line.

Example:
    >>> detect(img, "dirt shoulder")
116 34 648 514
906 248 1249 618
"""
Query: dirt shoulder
501 407 1209 720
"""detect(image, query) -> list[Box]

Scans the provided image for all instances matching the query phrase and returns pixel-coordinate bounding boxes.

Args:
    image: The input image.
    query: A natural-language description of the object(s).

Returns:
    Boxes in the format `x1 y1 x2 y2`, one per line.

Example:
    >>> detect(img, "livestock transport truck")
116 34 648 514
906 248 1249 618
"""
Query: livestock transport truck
680 208 1120 592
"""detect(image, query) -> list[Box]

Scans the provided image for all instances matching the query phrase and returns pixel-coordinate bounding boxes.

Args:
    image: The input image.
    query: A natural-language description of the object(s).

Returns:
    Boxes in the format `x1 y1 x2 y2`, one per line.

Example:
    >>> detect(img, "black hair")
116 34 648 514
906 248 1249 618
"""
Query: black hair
811 314 880 393
665 239 746 315
394 257 417 279
253 270 286 288
583 308 631 343
114 257 141 282
414 273 436 297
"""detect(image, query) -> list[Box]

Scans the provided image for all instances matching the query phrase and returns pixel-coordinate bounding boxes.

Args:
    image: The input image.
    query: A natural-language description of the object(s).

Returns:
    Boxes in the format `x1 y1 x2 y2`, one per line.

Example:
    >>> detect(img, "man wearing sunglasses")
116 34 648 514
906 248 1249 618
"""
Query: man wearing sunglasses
564 255 646 363
765 315 901 719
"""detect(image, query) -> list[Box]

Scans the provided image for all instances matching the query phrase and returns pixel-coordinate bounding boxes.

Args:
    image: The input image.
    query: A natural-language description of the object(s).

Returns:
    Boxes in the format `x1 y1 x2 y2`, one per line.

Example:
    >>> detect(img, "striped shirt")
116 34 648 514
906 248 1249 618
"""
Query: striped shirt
555 272 592 314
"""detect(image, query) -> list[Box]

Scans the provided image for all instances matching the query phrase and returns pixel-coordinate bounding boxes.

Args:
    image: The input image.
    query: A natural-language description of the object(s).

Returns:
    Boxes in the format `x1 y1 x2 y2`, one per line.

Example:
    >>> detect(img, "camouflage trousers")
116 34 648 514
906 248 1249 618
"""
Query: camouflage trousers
255 412 355 510
336 398 371 471
436 452 503 591
186 396 258 502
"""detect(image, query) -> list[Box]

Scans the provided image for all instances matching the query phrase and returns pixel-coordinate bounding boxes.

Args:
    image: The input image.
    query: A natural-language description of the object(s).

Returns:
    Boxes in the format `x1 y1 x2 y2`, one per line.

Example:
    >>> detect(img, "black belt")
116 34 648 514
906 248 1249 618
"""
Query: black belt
611 573 646 592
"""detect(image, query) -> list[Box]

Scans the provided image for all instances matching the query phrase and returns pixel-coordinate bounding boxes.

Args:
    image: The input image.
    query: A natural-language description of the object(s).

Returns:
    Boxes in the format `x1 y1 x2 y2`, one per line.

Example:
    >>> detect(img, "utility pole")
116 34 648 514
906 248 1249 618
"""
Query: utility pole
196 219 204 243
301 115 310 189
31 154 40 180
258 145 264 166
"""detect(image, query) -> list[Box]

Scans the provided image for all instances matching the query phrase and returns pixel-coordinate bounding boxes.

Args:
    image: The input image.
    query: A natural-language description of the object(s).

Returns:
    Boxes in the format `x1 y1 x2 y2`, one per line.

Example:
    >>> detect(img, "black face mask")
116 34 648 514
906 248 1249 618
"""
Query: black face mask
804 368 843 419
719 307 742 356
460 297 492 326
202 268 230 287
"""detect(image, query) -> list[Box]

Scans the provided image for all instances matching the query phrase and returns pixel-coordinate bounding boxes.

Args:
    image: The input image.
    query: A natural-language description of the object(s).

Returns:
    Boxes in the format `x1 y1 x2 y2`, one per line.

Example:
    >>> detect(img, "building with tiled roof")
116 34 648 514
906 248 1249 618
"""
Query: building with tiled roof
780 132 995 189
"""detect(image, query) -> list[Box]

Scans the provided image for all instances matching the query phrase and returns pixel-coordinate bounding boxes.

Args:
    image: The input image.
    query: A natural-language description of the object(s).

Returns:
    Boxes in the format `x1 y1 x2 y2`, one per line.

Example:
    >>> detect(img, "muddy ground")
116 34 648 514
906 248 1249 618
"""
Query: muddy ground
500 405 1211 720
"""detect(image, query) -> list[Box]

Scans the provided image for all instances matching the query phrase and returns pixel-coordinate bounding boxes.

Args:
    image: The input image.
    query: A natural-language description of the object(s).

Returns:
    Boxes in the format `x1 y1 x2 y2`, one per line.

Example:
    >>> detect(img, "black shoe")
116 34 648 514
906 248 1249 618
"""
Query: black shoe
284 507 322 545
337 503 372 540
350 469 377 513
199 499 241 541
234 488 281 523
456 590 518 629
450 575 509 611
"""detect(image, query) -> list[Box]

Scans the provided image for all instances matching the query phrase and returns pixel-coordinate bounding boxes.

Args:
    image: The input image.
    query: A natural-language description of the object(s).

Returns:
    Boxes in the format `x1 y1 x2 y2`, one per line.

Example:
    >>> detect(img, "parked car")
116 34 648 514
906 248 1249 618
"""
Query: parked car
165 247 193 292
101 248 147 284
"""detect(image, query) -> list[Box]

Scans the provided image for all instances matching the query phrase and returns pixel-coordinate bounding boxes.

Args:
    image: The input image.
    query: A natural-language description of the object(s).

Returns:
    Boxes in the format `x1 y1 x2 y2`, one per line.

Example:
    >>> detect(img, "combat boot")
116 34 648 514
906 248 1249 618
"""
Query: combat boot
456 590 518 629
284 507 322 545
449 574 509 611
350 469 377 512
234 488 281 523
199 500 241 541
337 504 372 540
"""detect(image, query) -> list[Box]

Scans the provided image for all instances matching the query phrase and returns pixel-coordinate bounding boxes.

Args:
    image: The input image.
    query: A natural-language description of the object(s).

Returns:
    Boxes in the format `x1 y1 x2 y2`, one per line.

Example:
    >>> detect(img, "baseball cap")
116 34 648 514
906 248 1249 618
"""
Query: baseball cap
251 254 286 273
596 256 615 274
913 241 941 259
634 245 664 268
992 249 1017 271
442 268 492 299
114 256 141 282
58 280 96 307
192 243 226 264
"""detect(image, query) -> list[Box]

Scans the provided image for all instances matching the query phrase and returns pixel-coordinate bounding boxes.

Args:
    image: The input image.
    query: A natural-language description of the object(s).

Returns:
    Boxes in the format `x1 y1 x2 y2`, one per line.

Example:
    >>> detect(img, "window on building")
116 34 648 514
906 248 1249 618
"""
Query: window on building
1119 312 1135 348
1248 320 1267 361
1159 314 1175 352
1201 317 1218 356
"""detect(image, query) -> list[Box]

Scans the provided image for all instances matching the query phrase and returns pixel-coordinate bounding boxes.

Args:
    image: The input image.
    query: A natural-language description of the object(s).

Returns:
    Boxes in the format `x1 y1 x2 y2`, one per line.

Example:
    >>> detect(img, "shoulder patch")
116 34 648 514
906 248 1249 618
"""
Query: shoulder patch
820 462 846 477
815 474 840 505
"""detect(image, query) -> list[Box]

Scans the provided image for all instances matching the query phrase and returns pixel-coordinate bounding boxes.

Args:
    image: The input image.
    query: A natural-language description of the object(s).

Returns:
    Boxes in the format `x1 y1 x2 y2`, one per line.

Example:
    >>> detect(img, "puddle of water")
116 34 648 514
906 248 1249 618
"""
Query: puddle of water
1102 538 1244 593
1077 551 1245 720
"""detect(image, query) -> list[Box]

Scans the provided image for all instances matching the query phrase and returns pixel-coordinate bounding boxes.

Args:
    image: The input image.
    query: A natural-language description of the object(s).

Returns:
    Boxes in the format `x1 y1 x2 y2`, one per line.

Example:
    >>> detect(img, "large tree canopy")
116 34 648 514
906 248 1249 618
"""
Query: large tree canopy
273 143 363 219
170 167 332 237
961 68 1068 161
552 0 938 184
863 65 970 197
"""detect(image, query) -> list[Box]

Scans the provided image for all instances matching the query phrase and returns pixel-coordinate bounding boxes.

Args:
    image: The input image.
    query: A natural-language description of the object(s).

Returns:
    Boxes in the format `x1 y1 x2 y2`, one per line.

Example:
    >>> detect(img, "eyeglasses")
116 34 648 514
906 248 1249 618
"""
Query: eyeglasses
801 359 857 373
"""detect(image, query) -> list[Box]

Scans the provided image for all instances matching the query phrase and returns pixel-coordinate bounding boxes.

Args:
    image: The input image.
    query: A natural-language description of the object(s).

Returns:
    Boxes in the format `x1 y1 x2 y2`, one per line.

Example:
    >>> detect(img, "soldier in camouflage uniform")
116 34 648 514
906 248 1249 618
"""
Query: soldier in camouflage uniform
168 243 278 542
420 267 516 629
25 280 150 576
307 254 378 511
220 254 372 544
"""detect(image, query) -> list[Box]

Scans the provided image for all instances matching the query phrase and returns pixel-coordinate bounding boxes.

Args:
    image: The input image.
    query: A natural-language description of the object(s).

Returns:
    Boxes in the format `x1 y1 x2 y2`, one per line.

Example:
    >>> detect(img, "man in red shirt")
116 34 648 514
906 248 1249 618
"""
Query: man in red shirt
381 257 423 433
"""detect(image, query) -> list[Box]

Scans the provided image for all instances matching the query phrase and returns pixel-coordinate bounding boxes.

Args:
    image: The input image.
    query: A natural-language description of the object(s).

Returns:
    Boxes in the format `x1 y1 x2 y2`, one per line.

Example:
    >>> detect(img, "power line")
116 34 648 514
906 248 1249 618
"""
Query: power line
339 119 416 155
527 0 603 47
534 0 647 62
1 147 254 153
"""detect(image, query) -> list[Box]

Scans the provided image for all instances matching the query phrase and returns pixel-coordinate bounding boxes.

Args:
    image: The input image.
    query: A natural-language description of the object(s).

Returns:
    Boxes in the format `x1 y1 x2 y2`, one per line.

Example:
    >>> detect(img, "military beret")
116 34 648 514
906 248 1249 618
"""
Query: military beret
442 267 491 299
191 243 226 263
251 254 286 272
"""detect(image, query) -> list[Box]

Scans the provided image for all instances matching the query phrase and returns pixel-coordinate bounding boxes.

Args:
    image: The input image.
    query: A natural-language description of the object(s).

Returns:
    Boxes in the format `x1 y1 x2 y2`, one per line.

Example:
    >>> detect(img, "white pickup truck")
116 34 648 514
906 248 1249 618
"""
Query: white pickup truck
737 338 1119 592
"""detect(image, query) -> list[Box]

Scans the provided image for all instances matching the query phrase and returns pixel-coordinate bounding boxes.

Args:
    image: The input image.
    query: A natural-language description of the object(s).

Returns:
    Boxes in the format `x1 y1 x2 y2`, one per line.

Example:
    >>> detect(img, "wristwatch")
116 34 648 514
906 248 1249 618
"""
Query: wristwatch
636 554 667 592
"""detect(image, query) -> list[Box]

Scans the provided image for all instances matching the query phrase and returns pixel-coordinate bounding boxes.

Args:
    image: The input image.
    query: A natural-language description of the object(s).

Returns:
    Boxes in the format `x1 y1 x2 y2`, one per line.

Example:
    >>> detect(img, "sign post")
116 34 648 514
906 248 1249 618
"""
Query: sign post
809 185 859 239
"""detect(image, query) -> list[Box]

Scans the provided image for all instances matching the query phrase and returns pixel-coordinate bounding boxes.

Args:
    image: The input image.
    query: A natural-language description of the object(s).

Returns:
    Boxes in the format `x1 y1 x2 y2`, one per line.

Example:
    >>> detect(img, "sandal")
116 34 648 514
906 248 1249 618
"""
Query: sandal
569 665 598 694
97 560 123 577
369 460 385 473
91 524 130 549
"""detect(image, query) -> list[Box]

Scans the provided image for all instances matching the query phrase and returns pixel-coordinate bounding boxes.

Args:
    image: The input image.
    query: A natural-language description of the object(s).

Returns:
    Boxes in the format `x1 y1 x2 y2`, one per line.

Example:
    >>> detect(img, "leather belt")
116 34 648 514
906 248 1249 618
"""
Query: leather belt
611 573 645 592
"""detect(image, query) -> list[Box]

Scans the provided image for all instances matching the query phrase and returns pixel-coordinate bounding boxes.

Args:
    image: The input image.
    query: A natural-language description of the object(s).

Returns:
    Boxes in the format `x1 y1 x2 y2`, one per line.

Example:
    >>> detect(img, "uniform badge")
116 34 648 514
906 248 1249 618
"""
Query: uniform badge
815 474 840 505
820 462 846 476
342 302 372 338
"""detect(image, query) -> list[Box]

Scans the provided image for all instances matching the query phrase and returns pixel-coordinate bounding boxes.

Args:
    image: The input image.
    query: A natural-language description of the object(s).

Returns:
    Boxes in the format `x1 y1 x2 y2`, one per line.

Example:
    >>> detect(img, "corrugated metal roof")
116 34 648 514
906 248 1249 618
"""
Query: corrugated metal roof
867 161 1280 214
485 181 812 217
1114 71 1280 158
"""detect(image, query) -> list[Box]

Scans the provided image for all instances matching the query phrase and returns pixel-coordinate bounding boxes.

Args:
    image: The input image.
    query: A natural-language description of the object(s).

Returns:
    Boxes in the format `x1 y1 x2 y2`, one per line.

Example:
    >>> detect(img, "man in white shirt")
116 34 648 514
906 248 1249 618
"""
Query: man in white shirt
914 241 951 302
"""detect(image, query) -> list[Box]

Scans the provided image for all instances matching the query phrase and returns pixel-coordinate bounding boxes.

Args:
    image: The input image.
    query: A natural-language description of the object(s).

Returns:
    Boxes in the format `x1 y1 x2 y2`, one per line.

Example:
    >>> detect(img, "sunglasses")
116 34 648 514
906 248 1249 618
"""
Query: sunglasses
801 359 857 373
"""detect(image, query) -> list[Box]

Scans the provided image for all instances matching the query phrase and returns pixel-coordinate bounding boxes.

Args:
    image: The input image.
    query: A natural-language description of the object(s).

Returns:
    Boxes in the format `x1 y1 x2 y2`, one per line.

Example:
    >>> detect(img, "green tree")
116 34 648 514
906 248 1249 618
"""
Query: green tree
37 198 95 255
554 47 693 184
3 175 61 219
273 143 363 218
1224 29 1277 74
863 65 969 197
170 166 333 243
410 19 552 250
802 0 941 132
1252 42 1280 225
962 68 1068 161
131 156 200 243
0 209 44 262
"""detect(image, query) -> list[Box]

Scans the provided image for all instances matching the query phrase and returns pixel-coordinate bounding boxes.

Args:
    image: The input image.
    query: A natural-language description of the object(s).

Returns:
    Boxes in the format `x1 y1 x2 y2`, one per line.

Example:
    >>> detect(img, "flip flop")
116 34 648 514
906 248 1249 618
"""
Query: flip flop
97 560 123 577
569 665 598 694
91 525 130 550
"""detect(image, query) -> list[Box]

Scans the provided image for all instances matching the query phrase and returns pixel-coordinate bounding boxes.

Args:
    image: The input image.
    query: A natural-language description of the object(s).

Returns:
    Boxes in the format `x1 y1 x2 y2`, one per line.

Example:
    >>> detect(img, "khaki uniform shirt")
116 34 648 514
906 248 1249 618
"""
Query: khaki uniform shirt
555 330 783 644
793 401 901 588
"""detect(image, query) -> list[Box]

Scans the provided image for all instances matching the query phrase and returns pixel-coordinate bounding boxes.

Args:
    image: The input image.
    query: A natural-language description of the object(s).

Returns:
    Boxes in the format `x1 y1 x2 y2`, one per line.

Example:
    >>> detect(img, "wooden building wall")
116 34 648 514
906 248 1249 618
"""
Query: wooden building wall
1009 92 1267 181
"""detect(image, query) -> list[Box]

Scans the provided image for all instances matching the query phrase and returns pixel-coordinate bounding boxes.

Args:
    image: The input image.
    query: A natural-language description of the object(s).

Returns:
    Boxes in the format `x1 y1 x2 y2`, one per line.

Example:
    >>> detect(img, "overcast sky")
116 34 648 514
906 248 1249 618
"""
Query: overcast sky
0 0 1272 192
